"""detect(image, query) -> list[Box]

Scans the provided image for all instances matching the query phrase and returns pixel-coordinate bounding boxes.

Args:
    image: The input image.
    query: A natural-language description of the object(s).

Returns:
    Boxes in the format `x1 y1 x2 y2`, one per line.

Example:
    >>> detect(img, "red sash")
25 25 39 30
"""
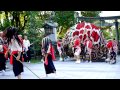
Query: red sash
51 45 56 61
10 51 18 65
44 44 56 65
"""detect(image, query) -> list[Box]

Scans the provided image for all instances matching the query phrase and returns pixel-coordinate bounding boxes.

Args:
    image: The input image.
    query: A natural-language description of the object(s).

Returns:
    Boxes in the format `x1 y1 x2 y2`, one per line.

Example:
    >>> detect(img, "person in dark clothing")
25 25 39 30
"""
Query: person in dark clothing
109 47 116 64
3 27 24 79
80 43 86 62
0 33 7 76
42 35 56 77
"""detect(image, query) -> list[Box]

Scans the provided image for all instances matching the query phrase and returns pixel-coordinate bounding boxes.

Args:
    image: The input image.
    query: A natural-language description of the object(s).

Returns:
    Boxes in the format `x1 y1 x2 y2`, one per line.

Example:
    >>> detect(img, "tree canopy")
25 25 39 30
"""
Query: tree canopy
81 11 101 23
53 11 75 39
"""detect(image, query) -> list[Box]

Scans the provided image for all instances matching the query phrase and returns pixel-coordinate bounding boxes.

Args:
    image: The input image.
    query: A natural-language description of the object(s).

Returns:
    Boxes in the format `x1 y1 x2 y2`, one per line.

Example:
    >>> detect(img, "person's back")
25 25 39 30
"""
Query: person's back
42 35 50 54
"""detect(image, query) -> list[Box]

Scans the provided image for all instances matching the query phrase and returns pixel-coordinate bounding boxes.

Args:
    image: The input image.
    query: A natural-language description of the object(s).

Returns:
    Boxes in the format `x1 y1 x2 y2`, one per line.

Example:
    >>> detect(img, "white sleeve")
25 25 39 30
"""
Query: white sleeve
47 44 51 54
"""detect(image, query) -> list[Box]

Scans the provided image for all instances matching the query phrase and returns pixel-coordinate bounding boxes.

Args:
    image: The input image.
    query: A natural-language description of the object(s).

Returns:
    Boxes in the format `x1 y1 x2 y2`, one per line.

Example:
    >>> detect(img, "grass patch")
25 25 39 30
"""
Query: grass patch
30 58 41 63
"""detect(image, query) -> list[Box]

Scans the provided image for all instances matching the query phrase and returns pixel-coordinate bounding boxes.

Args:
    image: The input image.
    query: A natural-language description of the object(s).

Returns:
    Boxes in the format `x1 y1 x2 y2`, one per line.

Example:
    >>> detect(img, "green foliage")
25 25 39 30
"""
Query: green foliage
81 11 101 23
101 26 120 40
0 11 47 57
30 58 41 63
0 11 29 32
53 11 74 38
25 11 44 52
54 11 74 29
102 30 112 40
3 19 10 29
81 11 101 17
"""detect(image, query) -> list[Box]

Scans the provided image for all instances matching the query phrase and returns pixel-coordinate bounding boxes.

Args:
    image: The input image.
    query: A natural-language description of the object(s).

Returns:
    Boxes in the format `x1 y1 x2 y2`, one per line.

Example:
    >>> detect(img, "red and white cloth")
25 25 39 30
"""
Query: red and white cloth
57 41 62 54
84 39 93 54
74 38 81 56
44 43 56 65
107 40 118 54
65 22 102 47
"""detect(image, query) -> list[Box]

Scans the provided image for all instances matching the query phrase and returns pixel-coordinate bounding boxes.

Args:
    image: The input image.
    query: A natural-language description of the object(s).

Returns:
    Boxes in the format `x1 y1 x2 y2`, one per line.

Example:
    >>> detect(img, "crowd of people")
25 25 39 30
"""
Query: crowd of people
0 27 57 79
0 26 119 79
0 27 32 79
56 35 118 64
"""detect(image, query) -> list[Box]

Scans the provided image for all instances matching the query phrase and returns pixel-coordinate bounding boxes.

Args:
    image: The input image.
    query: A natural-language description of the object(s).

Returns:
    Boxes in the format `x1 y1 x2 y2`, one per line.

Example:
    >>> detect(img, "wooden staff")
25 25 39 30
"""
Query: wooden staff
11 54 41 79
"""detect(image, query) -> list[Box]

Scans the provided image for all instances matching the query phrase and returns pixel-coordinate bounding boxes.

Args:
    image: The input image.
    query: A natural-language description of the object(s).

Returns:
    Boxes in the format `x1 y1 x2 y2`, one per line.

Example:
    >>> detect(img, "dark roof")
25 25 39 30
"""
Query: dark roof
43 21 58 28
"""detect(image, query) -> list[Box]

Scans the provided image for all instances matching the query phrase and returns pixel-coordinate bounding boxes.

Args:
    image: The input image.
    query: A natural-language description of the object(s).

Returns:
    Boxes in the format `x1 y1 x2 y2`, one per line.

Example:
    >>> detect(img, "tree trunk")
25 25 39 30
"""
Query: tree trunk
21 15 27 31
5 11 9 20
11 12 15 26
15 12 19 27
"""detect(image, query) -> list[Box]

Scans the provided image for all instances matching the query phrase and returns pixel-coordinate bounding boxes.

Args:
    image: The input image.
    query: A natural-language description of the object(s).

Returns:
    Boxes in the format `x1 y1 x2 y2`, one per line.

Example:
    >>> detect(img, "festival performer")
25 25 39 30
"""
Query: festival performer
2 35 9 68
106 39 117 64
23 35 31 63
0 32 7 75
84 36 93 63
4 27 24 79
57 39 64 61
73 36 81 63
42 35 56 77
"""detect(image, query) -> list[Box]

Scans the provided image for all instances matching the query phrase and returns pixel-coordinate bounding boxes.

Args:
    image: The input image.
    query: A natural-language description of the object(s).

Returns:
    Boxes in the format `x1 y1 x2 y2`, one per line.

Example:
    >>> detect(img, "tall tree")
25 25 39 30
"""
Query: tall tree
53 11 74 38
25 11 48 57
0 11 29 33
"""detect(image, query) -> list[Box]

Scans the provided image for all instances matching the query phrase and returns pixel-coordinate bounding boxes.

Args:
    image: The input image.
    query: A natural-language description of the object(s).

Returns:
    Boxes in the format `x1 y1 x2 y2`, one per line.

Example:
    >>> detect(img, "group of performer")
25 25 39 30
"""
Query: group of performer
57 35 93 63
0 27 32 79
0 26 57 79
0 26 118 79
57 34 118 64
